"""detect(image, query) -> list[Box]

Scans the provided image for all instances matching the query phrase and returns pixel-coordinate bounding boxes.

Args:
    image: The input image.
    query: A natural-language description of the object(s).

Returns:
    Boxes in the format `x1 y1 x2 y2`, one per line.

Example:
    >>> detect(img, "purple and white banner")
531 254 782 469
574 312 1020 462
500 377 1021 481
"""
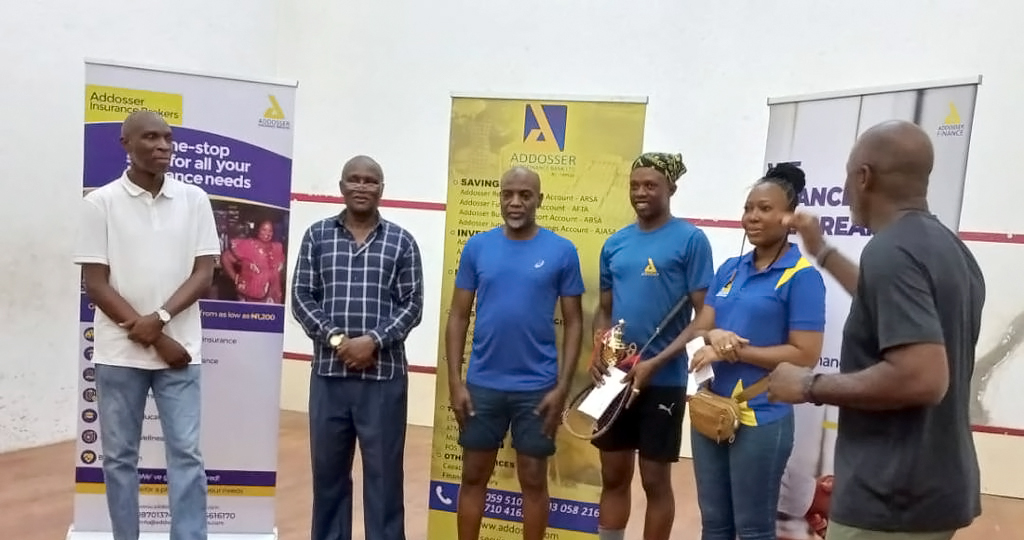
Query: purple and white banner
71 59 297 539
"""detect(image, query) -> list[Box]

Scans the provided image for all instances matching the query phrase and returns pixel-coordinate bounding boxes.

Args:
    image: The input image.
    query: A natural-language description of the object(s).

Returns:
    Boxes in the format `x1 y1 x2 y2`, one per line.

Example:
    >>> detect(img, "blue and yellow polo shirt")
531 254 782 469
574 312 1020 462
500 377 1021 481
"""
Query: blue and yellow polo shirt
705 243 827 426
599 218 715 387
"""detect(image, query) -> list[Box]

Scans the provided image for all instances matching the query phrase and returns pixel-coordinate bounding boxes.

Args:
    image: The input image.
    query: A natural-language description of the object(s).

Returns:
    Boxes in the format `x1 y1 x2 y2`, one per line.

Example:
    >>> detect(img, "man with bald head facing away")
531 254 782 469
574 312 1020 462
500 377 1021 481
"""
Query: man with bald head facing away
74 110 221 540
767 120 985 540
291 155 425 540
446 166 585 540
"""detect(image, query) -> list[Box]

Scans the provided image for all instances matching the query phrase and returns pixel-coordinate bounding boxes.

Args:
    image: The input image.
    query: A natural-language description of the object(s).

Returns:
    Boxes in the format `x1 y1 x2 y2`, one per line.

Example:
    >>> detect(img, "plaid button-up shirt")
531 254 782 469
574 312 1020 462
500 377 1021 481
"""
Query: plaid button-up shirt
291 211 424 380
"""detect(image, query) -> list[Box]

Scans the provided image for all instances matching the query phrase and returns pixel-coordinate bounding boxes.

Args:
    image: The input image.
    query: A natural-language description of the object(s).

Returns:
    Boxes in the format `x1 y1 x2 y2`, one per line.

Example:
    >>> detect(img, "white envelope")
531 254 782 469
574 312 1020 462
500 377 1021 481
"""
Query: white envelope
685 337 715 396
577 366 629 420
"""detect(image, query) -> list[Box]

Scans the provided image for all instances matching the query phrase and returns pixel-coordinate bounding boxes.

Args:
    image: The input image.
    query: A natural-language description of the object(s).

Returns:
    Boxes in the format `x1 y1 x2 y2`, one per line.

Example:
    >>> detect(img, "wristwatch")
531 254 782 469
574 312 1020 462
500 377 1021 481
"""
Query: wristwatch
804 373 823 406
156 309 171 324
328 332 346 349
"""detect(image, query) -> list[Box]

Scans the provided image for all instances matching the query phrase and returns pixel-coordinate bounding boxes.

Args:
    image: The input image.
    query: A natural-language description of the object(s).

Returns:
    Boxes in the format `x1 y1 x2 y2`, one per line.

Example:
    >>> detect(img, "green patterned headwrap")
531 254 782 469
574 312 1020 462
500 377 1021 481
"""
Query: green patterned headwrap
631 152 687 185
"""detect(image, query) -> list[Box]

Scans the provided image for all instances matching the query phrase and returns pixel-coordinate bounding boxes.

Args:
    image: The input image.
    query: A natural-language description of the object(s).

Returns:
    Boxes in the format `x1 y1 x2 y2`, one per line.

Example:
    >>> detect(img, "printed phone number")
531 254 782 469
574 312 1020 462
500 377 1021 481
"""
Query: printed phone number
484 493 598 519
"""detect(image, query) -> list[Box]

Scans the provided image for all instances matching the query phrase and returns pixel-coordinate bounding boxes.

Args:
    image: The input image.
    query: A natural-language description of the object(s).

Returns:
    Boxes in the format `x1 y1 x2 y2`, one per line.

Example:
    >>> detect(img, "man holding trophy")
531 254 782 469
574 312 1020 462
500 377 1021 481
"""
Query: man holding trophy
589 152 715 540
446 166 585 540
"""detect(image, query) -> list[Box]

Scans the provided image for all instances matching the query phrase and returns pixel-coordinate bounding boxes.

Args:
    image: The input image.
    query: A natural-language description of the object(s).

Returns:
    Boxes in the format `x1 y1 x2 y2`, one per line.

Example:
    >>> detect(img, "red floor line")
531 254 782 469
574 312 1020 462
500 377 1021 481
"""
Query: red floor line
289 193 1024 245
281 351 1024 437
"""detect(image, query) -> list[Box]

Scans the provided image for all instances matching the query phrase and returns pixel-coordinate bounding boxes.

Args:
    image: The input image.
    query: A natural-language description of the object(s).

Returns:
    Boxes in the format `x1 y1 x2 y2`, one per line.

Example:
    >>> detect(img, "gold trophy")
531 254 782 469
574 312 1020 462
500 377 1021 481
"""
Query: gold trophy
600 319 637 368
560 319 641 440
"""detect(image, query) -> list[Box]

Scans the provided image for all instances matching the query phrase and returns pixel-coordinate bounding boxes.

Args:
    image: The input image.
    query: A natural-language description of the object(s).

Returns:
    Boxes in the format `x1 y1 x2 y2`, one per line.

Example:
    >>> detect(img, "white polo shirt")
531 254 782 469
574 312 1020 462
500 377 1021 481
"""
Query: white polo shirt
74 171 221 370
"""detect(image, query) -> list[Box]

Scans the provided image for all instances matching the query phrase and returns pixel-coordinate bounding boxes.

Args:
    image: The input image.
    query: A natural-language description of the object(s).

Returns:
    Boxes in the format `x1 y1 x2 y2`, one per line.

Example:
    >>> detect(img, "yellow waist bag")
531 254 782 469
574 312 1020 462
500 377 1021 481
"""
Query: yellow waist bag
688 377 769 444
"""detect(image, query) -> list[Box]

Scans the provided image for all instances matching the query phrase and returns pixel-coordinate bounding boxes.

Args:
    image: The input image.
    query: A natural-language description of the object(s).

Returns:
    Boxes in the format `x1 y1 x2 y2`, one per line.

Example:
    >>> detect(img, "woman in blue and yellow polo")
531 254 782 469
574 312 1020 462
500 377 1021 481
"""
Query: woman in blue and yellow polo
688 163 826 540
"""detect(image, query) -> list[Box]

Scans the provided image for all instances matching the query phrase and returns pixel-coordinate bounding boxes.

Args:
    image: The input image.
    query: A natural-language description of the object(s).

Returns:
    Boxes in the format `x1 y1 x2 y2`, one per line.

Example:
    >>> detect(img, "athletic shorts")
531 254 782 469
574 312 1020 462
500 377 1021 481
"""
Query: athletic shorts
458 383 556 459
590 385 686 463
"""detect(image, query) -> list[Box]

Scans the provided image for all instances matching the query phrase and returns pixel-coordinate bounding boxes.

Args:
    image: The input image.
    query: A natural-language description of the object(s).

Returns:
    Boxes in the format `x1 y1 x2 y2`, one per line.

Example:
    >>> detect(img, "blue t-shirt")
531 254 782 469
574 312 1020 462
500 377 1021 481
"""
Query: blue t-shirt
706 243 827 426
599 218 715 387
455 227 586 392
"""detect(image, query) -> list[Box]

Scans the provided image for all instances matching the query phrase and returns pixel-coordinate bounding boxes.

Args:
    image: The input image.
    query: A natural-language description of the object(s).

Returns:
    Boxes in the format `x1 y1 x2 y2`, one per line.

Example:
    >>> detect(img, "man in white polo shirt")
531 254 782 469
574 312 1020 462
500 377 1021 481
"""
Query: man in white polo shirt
74 110 221 540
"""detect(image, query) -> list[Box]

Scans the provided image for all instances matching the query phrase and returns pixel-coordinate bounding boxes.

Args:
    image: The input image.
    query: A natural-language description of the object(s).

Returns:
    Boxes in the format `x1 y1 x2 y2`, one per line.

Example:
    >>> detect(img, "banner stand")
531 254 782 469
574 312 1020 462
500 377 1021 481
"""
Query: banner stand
426 92 649 540
69 59 296 540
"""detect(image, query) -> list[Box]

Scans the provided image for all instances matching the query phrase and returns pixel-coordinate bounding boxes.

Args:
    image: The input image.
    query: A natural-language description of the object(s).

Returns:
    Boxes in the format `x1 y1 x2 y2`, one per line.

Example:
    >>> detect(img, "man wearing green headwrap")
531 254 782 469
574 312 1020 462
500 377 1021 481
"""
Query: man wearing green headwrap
630 152 688 188
589 152 715 540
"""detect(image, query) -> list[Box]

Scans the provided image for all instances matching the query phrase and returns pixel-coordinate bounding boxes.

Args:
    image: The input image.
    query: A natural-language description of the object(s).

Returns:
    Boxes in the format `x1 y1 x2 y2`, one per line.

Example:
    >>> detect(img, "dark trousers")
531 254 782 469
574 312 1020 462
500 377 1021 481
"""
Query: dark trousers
309 373 409 540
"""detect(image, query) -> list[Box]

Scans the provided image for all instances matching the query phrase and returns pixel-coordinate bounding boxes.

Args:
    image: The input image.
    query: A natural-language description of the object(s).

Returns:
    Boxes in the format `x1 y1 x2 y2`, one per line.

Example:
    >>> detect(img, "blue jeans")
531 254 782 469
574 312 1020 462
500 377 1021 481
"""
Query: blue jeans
94 364 208 540
691 412 795 540
309 373 409 540
458 383 556 458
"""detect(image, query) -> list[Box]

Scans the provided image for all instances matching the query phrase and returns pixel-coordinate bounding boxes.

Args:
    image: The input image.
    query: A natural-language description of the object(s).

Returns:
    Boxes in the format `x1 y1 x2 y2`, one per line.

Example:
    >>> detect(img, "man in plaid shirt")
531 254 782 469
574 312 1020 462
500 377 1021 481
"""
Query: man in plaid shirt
291 155 425 540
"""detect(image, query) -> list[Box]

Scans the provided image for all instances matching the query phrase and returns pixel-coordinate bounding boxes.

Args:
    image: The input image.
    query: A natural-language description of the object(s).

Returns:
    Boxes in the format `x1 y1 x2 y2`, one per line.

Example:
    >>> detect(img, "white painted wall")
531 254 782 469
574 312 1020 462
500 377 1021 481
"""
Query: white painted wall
0 0 281 452
277 0 1024 232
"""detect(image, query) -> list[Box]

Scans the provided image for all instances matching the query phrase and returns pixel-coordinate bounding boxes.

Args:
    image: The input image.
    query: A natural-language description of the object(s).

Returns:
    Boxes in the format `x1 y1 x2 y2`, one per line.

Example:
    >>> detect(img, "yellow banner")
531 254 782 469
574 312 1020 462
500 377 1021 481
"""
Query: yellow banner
428 95 648 539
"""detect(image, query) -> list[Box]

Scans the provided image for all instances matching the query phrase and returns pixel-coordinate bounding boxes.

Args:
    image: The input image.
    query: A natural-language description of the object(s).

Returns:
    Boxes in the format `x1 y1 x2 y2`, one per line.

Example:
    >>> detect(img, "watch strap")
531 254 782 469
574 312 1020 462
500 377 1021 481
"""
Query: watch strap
804 373 823 406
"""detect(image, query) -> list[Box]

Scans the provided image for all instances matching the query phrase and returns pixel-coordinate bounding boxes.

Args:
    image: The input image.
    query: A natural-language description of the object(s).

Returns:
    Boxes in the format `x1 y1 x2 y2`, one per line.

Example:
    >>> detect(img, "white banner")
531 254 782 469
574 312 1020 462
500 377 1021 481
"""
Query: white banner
762 77 981 538
71 60 297 540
